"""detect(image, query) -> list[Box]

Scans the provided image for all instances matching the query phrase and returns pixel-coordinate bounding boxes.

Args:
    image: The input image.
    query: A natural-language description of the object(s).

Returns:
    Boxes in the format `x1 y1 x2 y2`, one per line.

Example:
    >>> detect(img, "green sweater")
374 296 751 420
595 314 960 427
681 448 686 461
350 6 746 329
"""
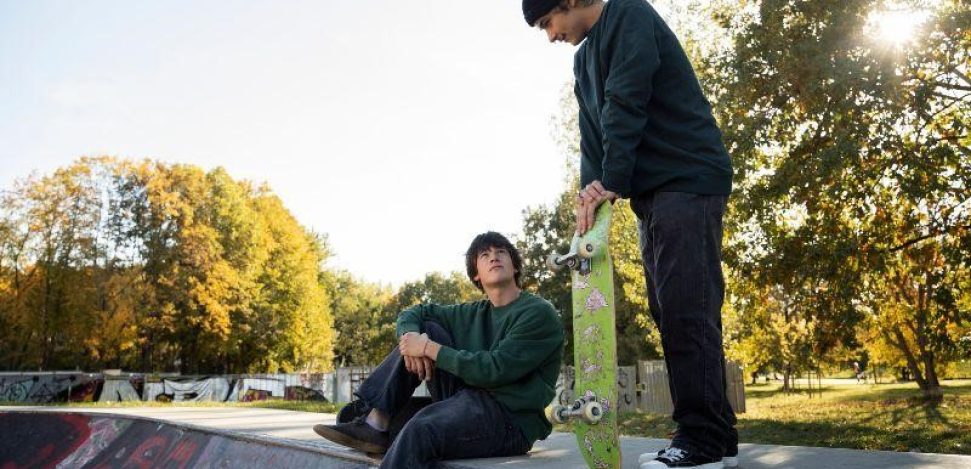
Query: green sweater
574 0 733 198
396 291 564 445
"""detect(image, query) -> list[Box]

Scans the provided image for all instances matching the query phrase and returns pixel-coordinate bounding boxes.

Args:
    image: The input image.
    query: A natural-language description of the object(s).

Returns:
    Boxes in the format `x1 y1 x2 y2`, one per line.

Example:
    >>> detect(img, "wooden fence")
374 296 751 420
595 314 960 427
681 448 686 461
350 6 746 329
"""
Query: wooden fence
552 361 745 414
635 360 746 414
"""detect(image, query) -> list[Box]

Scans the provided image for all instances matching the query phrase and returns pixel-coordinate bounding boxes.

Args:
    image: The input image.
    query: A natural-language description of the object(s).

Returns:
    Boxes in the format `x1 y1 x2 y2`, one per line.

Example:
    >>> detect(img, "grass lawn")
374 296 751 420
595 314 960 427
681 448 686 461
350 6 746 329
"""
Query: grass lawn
607 380 971 455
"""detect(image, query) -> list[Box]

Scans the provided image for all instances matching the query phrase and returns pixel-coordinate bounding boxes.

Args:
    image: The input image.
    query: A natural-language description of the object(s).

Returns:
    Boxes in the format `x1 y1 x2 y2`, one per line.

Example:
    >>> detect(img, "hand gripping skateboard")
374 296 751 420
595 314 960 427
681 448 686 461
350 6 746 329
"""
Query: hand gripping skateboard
546 202 620 469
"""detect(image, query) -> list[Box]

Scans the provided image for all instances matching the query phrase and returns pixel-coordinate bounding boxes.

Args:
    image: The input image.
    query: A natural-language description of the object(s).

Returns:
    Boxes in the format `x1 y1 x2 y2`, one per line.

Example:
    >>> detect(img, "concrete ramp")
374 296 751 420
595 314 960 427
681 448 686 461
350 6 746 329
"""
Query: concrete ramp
0 411 377 468
3 407 971 468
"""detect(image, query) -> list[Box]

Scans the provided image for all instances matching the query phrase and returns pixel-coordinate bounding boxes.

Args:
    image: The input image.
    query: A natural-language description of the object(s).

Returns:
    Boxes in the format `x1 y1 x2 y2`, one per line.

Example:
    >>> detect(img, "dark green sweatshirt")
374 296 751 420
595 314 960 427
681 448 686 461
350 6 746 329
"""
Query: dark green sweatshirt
396 291 564 445
574 0 733 197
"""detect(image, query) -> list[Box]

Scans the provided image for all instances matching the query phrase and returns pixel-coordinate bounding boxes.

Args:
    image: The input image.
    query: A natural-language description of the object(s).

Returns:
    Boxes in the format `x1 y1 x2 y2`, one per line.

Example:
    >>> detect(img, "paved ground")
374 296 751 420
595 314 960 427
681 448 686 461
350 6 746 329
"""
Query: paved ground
3 406 970 468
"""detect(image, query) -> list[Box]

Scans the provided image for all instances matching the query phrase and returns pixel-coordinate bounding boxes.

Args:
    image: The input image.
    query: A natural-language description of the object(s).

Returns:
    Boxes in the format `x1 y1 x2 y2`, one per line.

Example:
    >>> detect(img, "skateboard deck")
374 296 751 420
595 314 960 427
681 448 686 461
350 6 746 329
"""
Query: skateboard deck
547 203 620 469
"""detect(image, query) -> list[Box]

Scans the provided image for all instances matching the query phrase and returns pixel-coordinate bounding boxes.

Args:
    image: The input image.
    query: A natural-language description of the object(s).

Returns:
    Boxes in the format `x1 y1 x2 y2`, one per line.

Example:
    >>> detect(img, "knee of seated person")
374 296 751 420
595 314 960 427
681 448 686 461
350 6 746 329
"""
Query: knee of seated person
398 412 438 442
421 321 454 346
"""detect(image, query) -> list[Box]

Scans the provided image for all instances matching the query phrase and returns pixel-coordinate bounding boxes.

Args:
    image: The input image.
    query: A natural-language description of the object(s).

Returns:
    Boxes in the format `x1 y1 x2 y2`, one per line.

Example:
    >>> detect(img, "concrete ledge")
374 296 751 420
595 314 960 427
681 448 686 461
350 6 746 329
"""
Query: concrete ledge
3 407 970 468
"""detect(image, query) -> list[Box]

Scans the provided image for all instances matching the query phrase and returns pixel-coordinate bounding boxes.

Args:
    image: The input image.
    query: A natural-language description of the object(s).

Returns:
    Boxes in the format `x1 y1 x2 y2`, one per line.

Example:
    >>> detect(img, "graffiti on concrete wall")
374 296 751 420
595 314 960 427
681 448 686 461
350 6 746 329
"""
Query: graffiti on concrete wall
144 377 231 402
0 373 100 403
0 367 496 404
98 377 142 403
297 372 335 400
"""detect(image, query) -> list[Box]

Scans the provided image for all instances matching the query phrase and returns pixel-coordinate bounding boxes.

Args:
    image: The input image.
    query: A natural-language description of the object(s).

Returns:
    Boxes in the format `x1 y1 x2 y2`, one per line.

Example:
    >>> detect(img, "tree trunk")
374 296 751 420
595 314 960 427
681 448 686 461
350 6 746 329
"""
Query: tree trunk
141 332 153 372
891 326 928 389
920 347 943 399
915 270 943 399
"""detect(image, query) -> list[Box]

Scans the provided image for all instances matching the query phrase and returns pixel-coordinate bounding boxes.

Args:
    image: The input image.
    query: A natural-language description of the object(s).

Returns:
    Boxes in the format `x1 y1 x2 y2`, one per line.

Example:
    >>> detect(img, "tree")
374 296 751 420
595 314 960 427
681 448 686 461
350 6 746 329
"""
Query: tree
323 270 395 367
713 0 970 397
0 157 337 373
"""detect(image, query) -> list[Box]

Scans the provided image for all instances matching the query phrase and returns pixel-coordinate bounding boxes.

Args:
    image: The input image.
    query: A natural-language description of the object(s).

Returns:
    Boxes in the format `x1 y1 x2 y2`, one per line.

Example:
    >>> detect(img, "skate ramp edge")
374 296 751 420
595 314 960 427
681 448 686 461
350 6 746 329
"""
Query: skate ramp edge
0 410 379 468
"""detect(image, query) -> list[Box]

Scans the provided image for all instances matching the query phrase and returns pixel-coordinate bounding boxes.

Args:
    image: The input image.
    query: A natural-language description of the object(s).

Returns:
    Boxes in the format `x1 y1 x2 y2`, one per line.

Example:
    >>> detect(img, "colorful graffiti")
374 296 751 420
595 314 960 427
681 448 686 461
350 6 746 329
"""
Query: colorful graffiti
0 374 100 403
0 412 372 468
0 373 335 404
0 412 93 468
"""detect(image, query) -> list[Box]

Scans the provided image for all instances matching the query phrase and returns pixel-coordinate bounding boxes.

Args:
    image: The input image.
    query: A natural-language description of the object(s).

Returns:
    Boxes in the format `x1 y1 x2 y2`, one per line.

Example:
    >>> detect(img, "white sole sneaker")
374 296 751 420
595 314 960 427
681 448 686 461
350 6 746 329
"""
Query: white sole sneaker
638 449 737 468
639 461 724 469
638 450 664 465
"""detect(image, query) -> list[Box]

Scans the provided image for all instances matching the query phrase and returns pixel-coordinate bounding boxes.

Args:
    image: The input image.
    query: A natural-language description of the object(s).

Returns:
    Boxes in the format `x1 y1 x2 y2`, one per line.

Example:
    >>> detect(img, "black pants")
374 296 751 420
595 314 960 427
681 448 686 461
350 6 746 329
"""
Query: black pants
631 191 738 458
355 321 530 468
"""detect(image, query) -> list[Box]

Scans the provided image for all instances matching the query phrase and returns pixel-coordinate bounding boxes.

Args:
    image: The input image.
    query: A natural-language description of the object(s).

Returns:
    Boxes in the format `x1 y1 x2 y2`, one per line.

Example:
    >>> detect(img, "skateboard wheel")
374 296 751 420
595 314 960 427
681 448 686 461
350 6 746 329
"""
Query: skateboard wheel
581 401 603 424
577 242 597 259
548 404 569 424
547 253 565 272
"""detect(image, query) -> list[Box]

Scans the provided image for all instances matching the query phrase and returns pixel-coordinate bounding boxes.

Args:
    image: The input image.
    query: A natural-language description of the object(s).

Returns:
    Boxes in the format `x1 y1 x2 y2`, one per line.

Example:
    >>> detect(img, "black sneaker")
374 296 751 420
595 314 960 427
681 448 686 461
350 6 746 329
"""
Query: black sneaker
639 446 723 468
336 399 371 424
313 417 390 454
641 444 737 468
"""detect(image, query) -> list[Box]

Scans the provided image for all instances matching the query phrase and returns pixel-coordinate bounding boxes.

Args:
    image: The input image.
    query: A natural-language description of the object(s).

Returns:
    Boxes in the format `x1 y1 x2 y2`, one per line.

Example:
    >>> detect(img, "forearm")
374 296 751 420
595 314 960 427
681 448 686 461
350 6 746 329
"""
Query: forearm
433 340 561 388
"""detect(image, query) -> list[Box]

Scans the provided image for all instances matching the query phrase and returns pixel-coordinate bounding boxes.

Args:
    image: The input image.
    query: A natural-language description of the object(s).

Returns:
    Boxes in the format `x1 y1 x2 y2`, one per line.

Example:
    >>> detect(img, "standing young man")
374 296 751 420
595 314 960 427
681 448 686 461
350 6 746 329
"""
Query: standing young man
314 232 564 469
523 1 737 468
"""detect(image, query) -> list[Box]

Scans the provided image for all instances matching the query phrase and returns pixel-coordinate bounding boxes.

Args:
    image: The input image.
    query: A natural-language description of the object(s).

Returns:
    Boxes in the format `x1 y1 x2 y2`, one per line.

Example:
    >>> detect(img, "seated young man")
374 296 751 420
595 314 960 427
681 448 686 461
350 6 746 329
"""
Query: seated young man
314 232 565 468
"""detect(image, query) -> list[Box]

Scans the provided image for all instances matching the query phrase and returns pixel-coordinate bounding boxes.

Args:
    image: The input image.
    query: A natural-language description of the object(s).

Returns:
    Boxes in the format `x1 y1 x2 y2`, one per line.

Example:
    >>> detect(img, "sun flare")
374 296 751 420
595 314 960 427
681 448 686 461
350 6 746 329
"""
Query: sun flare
866 6 932 47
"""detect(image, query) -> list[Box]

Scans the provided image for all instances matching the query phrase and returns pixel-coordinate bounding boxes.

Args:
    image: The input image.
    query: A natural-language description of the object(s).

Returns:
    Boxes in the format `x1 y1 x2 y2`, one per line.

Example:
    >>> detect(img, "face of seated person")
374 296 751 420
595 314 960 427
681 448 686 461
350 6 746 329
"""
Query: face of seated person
474 246 517 290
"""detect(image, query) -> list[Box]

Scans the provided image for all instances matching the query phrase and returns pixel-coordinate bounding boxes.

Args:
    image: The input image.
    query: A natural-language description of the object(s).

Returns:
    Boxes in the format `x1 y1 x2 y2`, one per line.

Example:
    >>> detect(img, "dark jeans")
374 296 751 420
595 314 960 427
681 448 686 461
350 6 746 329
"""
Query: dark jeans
630 191 738 458
356 321 530 468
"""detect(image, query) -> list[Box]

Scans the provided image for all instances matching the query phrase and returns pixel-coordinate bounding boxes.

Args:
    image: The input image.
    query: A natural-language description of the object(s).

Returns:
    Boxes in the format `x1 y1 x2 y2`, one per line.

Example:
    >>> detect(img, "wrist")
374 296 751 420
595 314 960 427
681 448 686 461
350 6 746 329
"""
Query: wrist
424 341 441 360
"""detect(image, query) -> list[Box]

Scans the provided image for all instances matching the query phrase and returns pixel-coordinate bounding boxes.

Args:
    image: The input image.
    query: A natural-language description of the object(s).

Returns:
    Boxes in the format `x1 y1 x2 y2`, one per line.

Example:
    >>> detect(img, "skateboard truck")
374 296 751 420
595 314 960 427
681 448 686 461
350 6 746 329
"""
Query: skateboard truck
549 394 604 425
547 234 601 275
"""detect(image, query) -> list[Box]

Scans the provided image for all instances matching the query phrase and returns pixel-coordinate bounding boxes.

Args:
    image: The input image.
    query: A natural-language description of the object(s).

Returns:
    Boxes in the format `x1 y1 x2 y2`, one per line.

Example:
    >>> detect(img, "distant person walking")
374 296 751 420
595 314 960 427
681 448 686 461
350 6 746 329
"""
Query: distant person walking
854 361 865 383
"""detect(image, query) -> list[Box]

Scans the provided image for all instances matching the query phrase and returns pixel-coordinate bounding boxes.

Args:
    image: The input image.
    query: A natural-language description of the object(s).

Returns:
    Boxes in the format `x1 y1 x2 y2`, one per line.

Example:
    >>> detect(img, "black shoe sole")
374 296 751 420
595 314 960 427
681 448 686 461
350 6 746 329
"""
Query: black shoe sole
313 424 388 454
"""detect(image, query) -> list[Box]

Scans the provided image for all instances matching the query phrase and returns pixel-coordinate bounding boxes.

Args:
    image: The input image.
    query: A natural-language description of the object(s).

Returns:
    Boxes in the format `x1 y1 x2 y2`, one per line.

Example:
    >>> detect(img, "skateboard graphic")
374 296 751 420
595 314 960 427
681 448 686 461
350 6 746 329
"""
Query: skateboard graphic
547 203 620 469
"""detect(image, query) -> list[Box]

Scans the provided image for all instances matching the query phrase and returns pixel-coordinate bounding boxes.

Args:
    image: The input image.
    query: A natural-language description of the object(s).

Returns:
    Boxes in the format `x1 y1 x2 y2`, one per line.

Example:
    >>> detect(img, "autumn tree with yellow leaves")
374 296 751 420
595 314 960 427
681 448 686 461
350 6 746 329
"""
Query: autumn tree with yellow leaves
0 157 334 373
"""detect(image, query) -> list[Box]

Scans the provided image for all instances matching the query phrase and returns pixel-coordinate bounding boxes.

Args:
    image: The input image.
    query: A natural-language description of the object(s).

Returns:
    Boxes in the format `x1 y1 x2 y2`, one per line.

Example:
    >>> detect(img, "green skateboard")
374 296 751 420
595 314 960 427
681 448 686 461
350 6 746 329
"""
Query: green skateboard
547 203 620 469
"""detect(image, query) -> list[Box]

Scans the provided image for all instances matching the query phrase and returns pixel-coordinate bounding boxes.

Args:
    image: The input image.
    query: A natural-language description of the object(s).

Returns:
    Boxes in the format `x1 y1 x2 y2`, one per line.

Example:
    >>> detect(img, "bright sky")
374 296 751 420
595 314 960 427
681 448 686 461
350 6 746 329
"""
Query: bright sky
0 0 577 286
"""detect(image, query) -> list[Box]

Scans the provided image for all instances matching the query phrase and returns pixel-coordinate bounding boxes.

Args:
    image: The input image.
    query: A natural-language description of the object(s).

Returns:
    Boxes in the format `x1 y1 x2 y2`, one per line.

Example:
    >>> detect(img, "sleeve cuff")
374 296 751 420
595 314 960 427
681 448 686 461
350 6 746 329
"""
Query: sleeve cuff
601 172 631 198
396 324 420 338
435 345 459 374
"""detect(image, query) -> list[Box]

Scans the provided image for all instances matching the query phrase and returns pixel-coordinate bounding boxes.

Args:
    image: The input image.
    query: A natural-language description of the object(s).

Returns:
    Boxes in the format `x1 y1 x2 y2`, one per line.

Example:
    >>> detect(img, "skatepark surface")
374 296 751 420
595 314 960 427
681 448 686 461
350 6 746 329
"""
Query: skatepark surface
2 406 969 468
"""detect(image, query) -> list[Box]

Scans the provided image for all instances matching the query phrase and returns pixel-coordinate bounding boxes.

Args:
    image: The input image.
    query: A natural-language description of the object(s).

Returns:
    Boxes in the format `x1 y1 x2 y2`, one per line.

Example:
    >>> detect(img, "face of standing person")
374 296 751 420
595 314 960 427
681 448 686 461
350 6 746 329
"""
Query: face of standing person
533 1 602 46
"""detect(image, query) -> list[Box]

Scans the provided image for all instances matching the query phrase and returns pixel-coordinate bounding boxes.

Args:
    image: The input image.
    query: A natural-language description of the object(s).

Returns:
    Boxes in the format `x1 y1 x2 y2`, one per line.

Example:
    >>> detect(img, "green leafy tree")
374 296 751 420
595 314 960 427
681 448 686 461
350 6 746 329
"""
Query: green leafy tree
323 270 394 367
0 157 336 373
713 0 970 397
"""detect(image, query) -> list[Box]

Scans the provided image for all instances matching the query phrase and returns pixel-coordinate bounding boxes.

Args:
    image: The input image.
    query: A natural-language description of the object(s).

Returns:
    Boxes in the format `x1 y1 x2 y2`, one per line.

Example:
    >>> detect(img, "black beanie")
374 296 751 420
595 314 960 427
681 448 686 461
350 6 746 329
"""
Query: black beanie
522 0 562 26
